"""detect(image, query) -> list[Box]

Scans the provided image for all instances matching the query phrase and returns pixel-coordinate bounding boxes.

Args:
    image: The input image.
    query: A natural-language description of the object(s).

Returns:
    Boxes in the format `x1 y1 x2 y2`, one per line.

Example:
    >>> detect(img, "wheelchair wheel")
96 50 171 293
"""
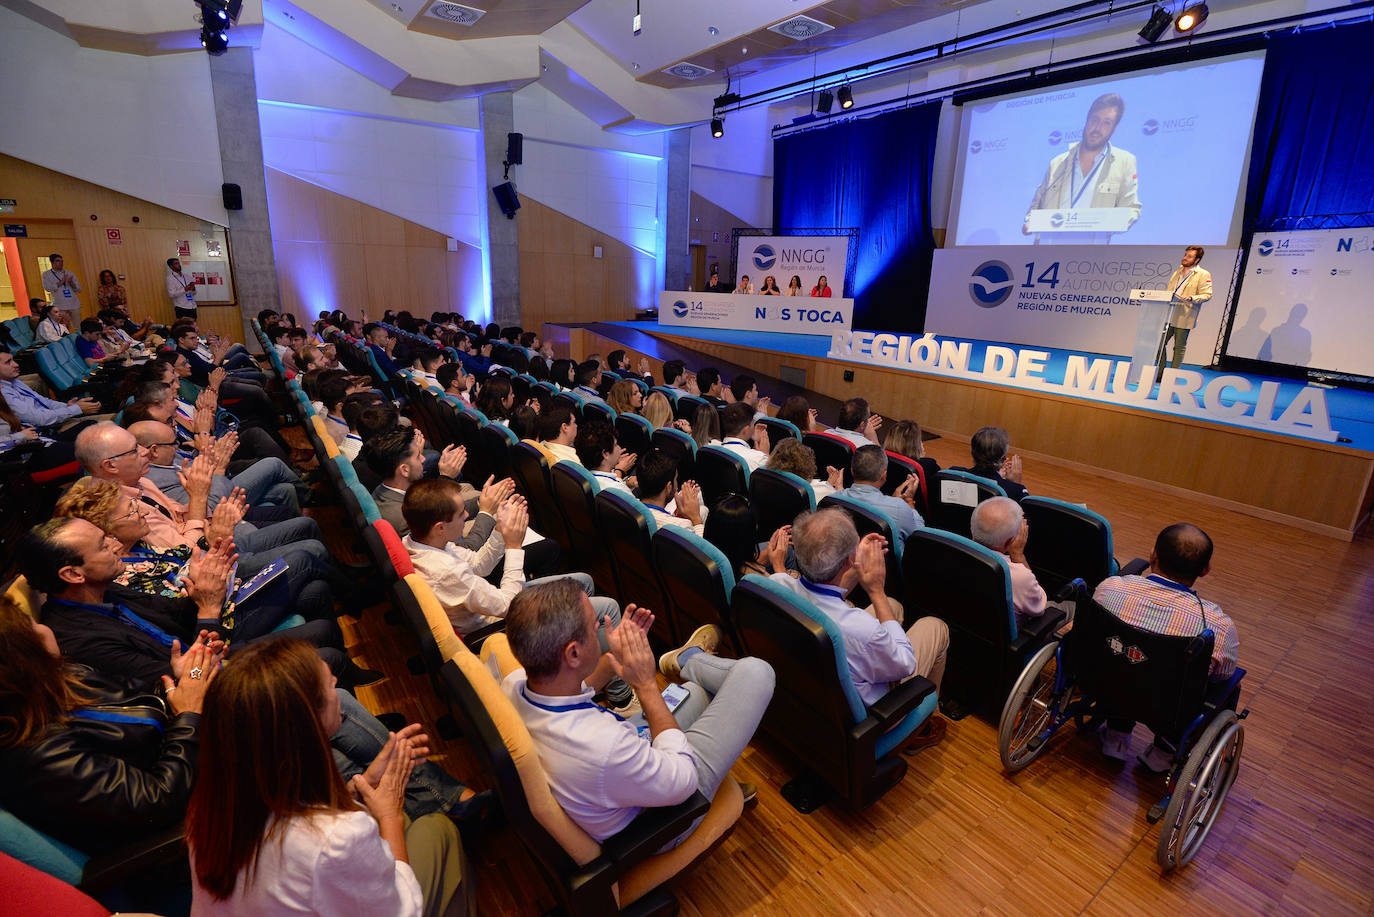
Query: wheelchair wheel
1156 710 1244 871
998 641 1061 772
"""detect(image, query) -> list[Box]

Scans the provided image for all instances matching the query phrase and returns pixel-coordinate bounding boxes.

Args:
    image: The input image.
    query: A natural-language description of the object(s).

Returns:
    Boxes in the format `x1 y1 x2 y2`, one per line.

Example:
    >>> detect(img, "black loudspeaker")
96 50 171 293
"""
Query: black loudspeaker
221 183 243 210
492 182 520 219
505 132 523 166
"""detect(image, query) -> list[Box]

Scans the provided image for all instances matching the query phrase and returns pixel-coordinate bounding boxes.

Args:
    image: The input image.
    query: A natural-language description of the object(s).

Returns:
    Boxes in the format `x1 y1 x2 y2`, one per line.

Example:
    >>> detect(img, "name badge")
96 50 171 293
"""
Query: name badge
61 288 72 298
1098 182 1119 194
185 291 195 301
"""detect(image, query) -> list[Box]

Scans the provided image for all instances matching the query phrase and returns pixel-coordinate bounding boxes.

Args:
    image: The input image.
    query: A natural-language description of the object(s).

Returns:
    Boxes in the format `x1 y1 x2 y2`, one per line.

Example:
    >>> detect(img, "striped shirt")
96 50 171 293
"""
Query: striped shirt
1093 574 1238 678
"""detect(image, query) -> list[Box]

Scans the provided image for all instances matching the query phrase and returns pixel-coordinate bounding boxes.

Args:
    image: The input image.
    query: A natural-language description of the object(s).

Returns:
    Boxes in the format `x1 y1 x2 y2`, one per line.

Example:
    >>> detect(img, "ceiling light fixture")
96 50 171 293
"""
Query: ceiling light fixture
1138 6 1171 42
816 88 834 114
711 118 724 138
837 85 853 109
1175 3 1209 32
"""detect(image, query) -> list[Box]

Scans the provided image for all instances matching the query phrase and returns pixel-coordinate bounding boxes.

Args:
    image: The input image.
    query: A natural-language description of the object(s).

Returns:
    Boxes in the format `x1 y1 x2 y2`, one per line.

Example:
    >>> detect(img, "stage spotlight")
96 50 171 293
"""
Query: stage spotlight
817 89 834 114
711 118 724 138
838 85 853 109
1138 7 1172 42
200 25 229 54
1175 3 1209 33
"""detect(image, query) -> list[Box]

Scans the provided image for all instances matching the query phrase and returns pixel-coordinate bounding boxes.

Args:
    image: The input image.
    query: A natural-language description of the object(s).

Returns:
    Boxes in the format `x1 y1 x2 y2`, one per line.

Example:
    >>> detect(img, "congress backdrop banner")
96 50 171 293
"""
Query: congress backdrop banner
659 290 853 335
926 245 1237 356
1227 229 1374 377
735 235 850 296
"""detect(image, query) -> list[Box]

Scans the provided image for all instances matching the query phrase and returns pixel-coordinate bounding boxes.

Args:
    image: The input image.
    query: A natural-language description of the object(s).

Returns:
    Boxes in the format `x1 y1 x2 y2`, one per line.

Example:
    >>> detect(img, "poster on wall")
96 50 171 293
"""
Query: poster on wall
1227 229 1374 377
734 235 850 296
177 240 191 259
926 245 1236 357
185 260 232 303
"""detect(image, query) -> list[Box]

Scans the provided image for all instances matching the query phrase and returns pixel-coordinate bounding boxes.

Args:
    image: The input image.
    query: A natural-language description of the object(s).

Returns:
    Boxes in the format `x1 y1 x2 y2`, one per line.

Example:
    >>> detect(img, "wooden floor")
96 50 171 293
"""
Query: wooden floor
324 434 1374 917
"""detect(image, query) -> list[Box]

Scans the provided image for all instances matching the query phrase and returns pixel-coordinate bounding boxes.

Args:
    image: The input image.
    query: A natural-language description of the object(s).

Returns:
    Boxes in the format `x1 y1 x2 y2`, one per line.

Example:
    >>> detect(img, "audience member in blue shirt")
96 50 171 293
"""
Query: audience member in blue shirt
362 322 401 377
836 444 924 543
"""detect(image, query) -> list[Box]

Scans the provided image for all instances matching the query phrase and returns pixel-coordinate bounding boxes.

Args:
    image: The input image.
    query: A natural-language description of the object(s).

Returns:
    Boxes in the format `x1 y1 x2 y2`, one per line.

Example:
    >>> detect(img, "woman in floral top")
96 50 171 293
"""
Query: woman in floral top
96 269 127 309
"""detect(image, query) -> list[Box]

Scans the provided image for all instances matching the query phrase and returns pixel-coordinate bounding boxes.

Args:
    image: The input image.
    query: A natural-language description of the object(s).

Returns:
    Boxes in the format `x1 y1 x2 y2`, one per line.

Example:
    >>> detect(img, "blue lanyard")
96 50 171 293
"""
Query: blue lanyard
641 502 667 514
1172 270 1194 298
70 708 165 733
521 688 626 722
798 576 846 599
50 597 178 647
7 382 49 408
325 414 347 427
1070 146 1108 208
723 438 750 448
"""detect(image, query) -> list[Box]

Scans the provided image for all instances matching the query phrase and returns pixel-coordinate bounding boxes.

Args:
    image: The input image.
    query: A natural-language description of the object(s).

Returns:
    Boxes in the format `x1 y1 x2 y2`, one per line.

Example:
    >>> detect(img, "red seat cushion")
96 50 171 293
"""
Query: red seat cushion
374 519 414 577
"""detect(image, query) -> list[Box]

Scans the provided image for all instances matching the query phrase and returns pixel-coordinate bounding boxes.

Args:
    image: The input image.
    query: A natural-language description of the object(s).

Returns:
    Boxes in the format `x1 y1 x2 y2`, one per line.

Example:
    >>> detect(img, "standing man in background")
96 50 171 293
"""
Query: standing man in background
165 258 198 320
1155 245 1213 376
42 253 82 317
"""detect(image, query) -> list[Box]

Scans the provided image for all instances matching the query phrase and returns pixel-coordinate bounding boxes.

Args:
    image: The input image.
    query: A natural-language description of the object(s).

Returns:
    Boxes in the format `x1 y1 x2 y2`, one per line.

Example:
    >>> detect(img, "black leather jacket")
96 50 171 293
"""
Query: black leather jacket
0 667 199 854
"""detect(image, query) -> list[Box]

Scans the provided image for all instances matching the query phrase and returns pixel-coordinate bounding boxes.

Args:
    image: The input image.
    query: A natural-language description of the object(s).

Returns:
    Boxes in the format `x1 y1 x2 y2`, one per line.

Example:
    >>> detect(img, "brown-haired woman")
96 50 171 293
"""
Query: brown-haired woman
188 639 468 917
0 595 218 856
605 378 643 416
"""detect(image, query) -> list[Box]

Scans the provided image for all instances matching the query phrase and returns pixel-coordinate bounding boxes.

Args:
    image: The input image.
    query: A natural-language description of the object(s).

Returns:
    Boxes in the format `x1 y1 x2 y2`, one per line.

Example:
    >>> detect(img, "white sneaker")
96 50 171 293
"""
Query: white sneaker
1100 726 1131 761
1138 742 1174 774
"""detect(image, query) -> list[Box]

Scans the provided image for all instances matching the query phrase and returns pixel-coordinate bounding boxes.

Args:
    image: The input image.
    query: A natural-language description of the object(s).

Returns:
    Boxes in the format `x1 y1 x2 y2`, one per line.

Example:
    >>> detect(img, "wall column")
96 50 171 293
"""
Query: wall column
207 48 281 344
480 92 520 328
664 128 691 292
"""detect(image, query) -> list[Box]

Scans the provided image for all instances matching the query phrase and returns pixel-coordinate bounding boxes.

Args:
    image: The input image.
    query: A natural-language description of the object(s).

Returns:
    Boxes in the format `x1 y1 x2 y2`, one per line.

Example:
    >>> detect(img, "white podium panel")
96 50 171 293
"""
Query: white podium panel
1128 288 1174 384
1024 207 1138 233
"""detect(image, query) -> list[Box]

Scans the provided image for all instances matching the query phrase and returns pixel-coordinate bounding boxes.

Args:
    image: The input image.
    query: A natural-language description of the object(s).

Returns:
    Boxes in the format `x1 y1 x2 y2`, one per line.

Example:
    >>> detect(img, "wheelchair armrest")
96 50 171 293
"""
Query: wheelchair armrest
77 825 186 894
597 791 710 864
1009 606 1066 653
864 676 936 729
1119 557 1149 577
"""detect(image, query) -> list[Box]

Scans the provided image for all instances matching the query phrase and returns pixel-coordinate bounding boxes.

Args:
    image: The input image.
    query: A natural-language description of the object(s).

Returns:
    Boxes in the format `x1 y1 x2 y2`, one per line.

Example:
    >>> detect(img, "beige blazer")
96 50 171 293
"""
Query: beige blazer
1166 266 1213 329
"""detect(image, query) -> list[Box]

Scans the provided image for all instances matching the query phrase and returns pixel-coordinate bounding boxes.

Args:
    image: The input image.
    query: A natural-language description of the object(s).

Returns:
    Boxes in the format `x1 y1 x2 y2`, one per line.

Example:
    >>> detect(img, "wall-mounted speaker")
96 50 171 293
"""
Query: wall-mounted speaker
505 132 523 166
492 182 520 219
221 183 243 210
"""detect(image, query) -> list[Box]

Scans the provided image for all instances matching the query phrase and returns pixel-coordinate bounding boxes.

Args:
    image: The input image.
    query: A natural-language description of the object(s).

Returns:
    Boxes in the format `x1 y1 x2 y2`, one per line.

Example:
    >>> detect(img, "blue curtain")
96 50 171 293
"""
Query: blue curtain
773 102 941 333
1245 21 1374 229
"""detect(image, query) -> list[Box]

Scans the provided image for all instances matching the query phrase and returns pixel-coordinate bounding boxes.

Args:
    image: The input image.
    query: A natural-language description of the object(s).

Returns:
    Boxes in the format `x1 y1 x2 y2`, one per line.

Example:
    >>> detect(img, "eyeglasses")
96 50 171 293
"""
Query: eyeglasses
112 502 144 522
103 445 142 463
148 441 177 449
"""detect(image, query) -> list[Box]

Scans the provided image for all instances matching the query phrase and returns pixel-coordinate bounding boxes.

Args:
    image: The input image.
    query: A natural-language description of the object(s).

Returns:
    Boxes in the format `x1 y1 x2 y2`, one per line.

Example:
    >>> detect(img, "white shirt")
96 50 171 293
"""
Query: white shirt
404 532 524 634
340 432 363 461
590 470 632 495
503 669 697 842
720 437 768 472
190 810 422 917
644 502 704 538
769 574 915 706
823 427 875 447
167 269 197 310
544 441 579 465
323 413 349 446
42 269 80 310
36 316 68 343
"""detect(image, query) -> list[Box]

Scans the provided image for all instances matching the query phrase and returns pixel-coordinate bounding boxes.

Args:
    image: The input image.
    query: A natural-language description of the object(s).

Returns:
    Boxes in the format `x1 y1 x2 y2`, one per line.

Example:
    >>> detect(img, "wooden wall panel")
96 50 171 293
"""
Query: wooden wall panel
0 153 238 338
517 196 656 331
556 325 1373 538
264 168 484 323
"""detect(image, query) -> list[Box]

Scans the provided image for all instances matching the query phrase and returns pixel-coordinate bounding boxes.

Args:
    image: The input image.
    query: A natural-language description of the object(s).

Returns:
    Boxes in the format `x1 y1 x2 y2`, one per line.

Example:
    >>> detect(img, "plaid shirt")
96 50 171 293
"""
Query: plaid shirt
1093 574 1238 678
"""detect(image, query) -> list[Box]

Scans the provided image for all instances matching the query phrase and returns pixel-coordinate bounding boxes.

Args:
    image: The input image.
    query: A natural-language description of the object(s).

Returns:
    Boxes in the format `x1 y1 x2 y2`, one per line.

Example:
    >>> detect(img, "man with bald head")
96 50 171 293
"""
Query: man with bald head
970 496 1046 626
1093 522 1239 771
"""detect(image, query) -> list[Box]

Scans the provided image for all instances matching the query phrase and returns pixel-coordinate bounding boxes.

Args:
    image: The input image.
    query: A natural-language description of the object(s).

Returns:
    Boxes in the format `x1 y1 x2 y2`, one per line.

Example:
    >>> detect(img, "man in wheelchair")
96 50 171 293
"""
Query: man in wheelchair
1093 523 1240 772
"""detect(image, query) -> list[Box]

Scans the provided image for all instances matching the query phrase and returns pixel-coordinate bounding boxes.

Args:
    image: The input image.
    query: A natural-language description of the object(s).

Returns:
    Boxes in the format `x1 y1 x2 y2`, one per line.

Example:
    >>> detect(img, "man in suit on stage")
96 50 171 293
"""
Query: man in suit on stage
1155 245 1213 374
1023 93 1141 243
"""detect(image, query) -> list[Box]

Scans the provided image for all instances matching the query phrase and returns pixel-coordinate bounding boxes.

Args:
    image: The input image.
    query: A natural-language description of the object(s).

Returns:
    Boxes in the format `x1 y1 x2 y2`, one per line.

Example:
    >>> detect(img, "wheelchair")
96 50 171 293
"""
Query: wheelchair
997 580 1248 871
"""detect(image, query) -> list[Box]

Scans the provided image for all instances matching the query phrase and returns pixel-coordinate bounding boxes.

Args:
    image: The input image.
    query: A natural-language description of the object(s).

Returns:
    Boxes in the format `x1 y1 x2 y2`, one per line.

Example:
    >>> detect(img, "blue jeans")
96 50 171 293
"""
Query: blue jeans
331 689 468 818
233 516 322 555
230 457 302 511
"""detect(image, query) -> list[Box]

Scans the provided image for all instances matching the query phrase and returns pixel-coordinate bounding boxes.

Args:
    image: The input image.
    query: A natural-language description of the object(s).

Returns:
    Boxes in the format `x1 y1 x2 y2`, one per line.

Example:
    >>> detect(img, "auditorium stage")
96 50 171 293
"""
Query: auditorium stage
545 321 1374 540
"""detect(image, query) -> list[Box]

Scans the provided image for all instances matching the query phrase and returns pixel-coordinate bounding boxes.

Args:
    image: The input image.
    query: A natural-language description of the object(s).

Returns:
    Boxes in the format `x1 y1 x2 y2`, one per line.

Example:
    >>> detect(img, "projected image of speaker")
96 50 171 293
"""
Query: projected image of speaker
492 182 520 219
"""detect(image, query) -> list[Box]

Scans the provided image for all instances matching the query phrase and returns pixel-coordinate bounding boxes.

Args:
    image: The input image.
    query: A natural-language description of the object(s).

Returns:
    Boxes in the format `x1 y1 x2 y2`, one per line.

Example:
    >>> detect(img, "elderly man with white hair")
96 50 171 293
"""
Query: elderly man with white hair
970 496 1048 626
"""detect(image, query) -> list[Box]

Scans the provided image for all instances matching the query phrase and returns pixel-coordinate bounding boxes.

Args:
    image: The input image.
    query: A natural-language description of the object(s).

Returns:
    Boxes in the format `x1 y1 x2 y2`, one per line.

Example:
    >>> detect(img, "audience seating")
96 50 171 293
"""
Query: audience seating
549 461 618 597
581 399 615 425
881 452 929 518
1020 496 1120 594
731 575 938 811
750 468 815 541
758 416 800 452
674 394 710 423
615 413 653 459
510 442 566 551
478 421 518 485
440 636 742 917
649 386 679 407
593 489 674 646
928 469 1005 539
650 427 696 483
901 528 1065 718
694 445 750 509
802 432 855 488
651 526 740 653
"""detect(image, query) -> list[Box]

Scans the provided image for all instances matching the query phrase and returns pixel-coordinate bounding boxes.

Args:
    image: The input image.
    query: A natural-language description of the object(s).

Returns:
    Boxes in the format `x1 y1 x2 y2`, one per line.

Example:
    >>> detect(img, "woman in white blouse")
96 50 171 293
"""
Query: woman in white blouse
188 639 468 917
784 275 803 296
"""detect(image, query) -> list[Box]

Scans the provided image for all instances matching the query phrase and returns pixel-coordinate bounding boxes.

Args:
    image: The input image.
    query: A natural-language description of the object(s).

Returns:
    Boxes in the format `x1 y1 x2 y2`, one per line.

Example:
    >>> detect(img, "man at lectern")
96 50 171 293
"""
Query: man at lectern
1023 93 1140 241
1156 246 1213 371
